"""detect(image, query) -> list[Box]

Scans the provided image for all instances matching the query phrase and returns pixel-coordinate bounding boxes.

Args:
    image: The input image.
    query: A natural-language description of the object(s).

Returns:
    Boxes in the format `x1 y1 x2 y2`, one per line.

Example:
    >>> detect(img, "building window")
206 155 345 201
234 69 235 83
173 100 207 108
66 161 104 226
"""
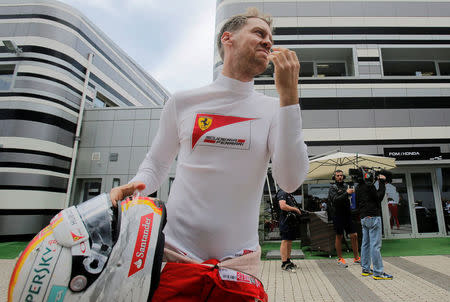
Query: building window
316 62 347 77
300 62 314 77
109 153 119 162
0 64 15 90
112 178 120 188
255 48 353 79
298 48 354 77
438 62 450 76
383 61 436 76
381 48 450 77
94 92 117 108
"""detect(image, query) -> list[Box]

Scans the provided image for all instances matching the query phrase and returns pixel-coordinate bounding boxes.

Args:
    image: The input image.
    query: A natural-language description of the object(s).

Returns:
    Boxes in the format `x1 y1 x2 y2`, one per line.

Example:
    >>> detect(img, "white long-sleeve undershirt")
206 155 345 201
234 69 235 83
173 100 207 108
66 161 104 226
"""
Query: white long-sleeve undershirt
131 73 309 261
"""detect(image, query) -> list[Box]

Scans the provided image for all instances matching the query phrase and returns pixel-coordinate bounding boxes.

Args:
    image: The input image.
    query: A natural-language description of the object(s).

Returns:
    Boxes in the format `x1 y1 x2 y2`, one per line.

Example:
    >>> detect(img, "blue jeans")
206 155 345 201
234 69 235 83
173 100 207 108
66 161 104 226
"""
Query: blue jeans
360 216 383 275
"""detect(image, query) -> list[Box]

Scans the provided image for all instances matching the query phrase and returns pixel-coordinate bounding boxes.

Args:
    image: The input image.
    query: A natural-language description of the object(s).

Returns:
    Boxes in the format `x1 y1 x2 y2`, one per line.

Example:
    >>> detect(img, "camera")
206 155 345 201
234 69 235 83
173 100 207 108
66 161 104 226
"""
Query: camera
348 167 392 185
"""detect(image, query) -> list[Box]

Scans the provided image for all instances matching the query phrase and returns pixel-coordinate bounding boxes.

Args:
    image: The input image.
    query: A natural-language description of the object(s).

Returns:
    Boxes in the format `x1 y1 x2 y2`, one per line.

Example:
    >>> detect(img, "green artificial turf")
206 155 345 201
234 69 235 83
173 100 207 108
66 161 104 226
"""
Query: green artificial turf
0 241 28 259
261 237 450 260
1 237 449 260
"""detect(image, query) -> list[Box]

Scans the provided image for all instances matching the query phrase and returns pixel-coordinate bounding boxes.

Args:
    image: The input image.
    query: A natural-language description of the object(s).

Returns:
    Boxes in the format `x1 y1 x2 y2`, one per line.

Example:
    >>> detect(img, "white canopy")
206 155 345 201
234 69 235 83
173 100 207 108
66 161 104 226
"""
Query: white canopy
308 152 396 180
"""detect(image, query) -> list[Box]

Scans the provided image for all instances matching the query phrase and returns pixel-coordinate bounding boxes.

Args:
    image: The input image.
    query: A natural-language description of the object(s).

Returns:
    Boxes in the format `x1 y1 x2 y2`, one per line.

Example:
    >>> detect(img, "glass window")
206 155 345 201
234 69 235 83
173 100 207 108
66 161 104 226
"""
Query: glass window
112 178 120 188
93 97 106 108
438 62 450 76
300 62 314 77
316 62 346 77
94 92 117 108
383 61 436 76
0 64 15 90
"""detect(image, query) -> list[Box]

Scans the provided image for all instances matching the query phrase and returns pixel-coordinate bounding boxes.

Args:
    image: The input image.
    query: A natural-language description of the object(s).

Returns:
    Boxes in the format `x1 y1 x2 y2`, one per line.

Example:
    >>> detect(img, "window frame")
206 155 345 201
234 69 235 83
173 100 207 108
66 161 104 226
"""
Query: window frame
314 61 348 78
382 60 438 77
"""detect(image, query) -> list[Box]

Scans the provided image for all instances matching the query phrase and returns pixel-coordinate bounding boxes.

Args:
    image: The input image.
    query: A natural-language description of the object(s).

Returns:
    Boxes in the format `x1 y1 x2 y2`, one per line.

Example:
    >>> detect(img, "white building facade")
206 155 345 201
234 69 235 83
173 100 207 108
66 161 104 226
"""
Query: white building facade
0 0 169 235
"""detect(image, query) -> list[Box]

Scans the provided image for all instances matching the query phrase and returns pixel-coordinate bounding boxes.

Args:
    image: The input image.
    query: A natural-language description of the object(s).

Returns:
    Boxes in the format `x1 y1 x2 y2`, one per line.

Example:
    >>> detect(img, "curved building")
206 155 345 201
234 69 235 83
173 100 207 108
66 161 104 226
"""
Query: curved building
0 0 169 235
215 1 450 238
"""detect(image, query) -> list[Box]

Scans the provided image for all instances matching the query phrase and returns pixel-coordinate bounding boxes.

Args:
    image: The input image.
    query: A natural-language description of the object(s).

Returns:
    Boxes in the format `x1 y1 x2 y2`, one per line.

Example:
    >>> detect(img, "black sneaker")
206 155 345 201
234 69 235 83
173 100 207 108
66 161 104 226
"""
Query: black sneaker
288 259 298 269
282 262 296 273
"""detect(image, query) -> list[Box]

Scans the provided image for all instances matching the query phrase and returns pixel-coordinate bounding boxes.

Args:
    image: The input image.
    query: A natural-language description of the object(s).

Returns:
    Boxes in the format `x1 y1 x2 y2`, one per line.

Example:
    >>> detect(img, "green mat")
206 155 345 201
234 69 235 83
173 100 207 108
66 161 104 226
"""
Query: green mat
0 241 29 259
261 237 450 260
1 237 449 260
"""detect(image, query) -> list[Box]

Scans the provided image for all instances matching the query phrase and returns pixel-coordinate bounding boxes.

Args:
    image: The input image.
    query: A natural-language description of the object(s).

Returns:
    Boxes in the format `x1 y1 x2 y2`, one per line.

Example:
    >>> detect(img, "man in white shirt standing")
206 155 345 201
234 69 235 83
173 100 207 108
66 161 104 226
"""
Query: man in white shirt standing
386 182 400 229
110 8 309 301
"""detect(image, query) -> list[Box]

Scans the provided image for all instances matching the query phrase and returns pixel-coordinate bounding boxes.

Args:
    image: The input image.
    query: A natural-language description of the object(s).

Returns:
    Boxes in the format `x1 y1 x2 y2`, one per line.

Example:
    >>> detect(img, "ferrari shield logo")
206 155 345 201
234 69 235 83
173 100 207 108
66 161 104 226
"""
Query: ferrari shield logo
198 117 212 131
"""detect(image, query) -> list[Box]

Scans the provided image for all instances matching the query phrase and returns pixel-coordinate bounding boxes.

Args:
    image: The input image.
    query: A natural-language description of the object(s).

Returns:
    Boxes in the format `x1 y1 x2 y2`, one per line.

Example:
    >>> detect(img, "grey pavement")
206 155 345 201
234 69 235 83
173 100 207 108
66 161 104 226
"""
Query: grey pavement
2 255 450 302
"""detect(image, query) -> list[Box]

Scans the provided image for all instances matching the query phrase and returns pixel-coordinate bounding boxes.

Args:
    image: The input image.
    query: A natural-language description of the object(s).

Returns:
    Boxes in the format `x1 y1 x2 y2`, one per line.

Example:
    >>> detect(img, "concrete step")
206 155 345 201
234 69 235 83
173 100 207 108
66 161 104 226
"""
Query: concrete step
266 249 305 260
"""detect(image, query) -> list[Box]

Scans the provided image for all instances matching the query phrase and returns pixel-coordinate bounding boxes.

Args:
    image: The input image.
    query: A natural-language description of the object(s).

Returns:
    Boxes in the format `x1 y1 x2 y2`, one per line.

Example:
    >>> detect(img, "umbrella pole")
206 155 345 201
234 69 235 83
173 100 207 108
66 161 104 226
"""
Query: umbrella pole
266 175 274 220
301 185 305 210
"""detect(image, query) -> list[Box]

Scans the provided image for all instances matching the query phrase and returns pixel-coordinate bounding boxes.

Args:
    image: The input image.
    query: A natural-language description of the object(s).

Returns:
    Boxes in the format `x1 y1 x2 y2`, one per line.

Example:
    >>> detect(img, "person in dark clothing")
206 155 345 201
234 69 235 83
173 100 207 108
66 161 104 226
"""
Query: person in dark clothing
328 170 360 268
277 189 302 272
355 169 393 280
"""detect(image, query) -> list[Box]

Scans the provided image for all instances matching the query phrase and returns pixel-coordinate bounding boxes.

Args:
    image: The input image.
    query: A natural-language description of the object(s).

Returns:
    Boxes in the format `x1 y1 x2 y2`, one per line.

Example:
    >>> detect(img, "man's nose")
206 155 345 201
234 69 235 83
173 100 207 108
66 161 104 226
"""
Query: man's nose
261 38 272 50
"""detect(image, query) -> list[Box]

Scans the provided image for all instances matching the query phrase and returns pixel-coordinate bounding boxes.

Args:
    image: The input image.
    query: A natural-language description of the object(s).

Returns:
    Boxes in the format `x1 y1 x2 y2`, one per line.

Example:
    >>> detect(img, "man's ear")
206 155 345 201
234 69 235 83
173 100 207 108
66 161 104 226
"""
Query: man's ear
221 31 232 46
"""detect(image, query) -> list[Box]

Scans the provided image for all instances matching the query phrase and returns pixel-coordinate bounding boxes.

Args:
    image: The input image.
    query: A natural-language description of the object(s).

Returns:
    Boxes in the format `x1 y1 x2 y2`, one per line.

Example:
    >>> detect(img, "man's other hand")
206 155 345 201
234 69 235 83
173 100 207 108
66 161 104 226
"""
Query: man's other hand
268 47 300 106
110 181 146 207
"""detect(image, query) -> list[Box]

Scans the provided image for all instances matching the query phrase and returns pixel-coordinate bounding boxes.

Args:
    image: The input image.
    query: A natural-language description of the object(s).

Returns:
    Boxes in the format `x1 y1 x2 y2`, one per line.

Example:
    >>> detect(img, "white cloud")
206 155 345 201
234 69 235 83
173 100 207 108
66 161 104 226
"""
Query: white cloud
150 7 215 93
58 0 216 93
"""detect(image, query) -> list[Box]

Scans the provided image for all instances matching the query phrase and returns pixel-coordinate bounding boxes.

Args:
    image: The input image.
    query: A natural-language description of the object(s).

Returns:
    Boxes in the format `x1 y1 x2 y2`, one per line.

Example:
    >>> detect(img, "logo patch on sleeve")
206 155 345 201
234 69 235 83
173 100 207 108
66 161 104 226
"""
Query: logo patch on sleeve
192 114 256 150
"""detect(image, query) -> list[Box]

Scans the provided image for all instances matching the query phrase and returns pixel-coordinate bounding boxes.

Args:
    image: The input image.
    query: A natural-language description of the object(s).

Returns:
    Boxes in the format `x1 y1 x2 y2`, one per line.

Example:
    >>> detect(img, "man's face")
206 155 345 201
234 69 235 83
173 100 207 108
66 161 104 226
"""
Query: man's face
229 18 273 76
334 172 344 182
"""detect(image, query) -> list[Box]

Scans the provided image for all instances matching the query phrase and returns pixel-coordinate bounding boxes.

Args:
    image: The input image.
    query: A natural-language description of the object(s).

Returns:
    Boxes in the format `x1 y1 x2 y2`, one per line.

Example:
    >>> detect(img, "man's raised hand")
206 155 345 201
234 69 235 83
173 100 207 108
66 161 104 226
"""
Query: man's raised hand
268 47 300 107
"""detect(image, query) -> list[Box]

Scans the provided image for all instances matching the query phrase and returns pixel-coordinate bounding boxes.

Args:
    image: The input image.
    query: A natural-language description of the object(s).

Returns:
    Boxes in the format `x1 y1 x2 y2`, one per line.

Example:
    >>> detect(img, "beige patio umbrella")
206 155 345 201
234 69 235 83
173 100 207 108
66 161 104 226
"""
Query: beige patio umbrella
308 152 396 180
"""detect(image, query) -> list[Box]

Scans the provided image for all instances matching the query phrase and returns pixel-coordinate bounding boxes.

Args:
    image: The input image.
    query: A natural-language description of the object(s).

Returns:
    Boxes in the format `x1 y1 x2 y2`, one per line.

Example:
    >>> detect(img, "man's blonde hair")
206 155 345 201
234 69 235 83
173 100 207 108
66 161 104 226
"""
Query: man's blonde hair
217 7 272 60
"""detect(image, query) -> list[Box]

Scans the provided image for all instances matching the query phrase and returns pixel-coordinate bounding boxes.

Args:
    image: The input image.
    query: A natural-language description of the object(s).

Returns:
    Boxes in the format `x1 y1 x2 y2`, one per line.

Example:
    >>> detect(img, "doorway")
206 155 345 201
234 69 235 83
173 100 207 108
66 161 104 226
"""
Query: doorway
384 168 447 238
73 178 102 205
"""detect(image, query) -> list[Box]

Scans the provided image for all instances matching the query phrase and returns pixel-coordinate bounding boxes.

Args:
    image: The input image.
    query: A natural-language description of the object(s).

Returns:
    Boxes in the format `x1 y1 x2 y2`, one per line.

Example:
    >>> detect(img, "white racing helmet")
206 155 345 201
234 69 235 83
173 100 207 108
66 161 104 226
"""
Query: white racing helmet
8 193 166 302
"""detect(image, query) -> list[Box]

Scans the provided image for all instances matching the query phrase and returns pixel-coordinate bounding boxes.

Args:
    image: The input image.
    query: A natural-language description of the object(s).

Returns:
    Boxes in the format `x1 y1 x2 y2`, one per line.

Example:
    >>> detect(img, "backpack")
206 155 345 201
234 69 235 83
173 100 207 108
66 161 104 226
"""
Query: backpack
270 189 298 222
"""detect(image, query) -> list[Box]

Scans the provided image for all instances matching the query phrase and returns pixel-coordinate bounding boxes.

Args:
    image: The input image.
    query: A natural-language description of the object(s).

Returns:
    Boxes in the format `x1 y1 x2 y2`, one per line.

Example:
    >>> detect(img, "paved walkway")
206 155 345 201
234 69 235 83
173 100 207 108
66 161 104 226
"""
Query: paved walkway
2 255 450 301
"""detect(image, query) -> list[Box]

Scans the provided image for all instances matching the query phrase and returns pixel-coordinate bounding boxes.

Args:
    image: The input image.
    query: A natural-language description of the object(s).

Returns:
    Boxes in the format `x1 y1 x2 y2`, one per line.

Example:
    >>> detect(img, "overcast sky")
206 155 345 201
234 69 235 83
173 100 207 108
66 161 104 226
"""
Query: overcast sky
59 0 217 94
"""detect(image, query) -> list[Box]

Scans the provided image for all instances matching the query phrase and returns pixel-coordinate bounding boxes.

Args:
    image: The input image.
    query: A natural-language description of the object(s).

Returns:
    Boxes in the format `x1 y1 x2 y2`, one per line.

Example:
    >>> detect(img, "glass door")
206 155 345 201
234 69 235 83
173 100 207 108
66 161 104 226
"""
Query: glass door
386 174 413 236
436 168 450 235
72 178 102 205
410 172 440 234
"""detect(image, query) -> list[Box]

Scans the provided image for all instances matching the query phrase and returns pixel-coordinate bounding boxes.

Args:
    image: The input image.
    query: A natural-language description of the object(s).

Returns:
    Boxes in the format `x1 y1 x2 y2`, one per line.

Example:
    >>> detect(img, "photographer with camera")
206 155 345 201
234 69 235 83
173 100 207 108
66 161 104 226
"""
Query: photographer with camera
276 188 302 272
327 170 360 268
354 167 393 280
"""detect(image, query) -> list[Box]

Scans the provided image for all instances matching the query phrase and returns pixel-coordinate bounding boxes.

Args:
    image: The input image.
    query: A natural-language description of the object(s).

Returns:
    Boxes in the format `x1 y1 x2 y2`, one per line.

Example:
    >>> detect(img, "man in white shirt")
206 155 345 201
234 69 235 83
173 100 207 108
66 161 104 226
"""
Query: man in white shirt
109 7 309 300
386 182 400 229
